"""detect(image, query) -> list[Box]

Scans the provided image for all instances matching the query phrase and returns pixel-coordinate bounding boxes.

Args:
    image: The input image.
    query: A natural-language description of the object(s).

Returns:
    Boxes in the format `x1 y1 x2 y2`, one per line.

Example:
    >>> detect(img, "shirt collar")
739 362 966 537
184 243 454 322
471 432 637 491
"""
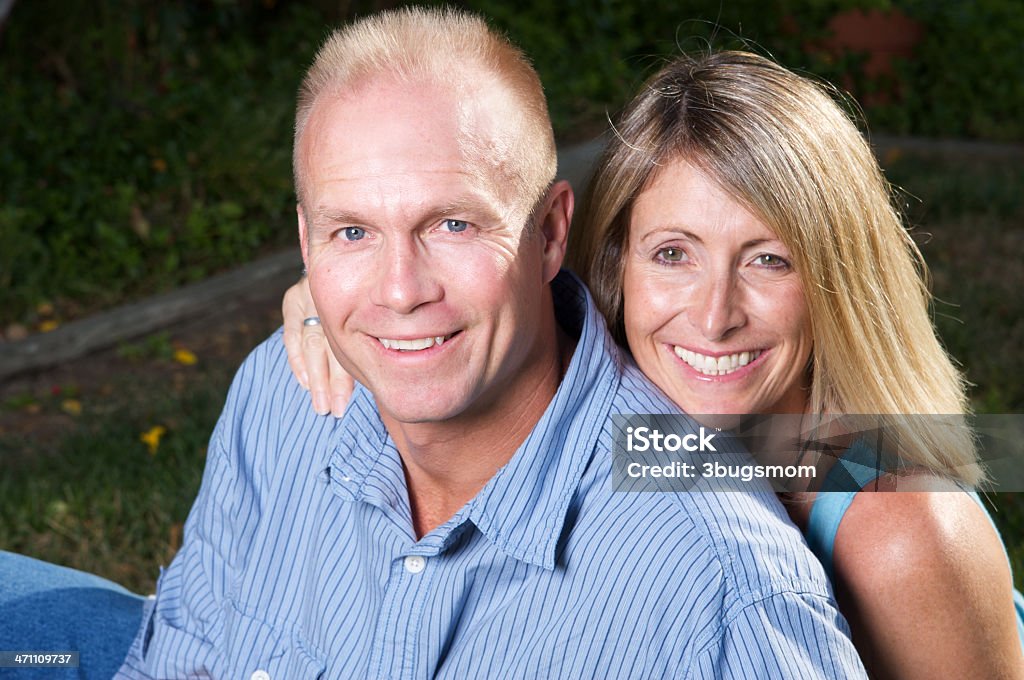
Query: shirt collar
322 270 623 569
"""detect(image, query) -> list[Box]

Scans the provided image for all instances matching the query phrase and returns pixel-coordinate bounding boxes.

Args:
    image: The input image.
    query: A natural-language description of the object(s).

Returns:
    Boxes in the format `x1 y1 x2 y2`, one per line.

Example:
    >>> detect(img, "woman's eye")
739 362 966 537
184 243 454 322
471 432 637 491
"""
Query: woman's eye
754 253 789 268
443 219 470 233
342 226 366 241
657 247 686 263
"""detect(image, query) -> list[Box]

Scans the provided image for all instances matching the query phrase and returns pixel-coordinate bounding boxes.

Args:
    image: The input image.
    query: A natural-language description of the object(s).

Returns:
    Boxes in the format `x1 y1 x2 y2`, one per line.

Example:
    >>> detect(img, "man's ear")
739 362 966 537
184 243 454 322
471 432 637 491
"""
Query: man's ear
536 179 574 283
297 204 310 272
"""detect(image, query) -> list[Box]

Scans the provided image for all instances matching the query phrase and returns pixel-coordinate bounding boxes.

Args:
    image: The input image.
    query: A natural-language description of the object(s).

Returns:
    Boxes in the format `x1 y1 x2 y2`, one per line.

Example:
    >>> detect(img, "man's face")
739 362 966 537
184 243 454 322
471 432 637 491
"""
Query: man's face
298 77 563 426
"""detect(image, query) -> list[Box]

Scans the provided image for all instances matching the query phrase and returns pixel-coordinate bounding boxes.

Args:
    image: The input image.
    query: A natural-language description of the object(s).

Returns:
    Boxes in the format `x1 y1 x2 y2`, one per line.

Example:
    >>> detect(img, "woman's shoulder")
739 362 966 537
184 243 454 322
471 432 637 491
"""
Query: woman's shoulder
834 476 1001 587
831 479 1023 676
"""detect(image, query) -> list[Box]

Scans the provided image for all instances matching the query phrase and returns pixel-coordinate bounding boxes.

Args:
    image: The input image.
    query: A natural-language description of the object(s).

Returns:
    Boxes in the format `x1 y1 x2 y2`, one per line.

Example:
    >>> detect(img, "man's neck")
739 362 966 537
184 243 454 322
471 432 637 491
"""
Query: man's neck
381 324 576 539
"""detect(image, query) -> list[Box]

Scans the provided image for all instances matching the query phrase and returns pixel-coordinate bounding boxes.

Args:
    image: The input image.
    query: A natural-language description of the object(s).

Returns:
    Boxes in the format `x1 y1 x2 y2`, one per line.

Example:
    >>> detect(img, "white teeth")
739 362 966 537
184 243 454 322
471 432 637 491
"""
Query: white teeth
378 335 451 352
672 347 763 376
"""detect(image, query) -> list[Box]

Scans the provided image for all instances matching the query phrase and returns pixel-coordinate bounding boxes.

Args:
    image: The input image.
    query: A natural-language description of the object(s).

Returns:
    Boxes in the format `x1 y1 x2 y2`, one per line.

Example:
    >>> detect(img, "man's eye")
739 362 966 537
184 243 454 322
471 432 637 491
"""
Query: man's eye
443 219 469 233
342 227 366 241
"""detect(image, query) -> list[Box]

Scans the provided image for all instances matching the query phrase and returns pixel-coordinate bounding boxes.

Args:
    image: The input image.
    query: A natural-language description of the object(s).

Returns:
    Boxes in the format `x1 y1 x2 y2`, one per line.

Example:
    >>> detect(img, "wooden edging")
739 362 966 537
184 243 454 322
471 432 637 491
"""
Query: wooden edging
0 250 302 382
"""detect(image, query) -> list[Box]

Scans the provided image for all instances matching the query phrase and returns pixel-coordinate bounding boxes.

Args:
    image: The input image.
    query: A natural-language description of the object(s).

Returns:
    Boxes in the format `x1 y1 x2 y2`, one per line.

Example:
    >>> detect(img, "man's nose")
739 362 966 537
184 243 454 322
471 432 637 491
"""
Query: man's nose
369 237 444 313
690 270 746 341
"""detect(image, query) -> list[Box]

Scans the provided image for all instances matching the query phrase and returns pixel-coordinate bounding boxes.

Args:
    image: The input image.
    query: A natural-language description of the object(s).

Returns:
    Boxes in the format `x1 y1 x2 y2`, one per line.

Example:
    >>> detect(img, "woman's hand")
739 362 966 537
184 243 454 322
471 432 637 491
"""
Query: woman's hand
282 277 354 417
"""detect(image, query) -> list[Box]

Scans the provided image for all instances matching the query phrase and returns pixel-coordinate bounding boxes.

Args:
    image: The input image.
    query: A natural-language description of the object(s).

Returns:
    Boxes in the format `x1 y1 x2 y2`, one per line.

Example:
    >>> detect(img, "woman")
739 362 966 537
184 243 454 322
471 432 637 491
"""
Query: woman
282 51 1024 677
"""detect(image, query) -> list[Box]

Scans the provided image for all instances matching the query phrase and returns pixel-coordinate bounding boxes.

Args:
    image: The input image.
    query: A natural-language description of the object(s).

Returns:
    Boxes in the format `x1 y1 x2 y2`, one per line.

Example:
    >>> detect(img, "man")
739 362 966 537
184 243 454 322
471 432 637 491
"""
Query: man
114 7 864 677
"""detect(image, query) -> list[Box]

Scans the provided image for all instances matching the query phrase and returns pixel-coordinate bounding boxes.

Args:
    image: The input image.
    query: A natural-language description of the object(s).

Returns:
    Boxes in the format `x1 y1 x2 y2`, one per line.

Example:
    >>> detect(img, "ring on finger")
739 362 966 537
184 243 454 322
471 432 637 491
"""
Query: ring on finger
303 316 321 327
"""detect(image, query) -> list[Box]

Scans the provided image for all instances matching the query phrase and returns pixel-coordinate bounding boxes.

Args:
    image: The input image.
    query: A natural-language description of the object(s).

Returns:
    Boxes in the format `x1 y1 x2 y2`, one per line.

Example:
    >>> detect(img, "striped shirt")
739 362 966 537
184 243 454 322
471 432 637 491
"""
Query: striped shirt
117 271 865 679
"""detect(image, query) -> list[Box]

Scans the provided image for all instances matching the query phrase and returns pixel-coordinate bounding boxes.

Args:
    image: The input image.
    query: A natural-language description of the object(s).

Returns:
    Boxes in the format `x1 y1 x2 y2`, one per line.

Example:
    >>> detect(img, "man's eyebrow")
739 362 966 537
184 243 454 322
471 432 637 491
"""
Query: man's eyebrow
432 197 506 224
310 208 362 225
310 197 508 228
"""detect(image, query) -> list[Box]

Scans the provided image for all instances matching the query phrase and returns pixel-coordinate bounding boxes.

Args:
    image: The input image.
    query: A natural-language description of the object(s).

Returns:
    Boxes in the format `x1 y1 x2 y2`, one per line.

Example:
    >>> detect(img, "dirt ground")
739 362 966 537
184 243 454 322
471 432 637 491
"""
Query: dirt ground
0 283 288 448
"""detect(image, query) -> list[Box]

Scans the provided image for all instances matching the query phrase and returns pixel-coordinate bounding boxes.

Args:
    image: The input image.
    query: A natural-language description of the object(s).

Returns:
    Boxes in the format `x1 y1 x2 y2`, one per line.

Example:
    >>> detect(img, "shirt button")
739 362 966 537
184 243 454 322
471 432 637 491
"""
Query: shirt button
250 671 270 680
404 555 426 574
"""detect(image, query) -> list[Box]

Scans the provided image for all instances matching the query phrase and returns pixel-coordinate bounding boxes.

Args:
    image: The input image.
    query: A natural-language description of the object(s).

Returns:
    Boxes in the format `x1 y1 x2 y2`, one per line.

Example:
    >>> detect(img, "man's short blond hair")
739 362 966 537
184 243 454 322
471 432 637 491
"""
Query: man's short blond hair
293 7 556 215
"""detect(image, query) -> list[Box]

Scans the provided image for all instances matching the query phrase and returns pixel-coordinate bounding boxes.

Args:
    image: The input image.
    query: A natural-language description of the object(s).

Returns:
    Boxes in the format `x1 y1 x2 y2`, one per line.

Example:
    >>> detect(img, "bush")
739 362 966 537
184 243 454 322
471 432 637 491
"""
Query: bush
0 1 323 324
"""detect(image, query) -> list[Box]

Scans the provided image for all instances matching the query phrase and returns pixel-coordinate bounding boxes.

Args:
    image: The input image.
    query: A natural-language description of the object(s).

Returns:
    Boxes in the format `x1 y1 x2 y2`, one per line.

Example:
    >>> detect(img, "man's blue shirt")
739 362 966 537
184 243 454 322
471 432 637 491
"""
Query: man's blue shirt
118 272 864 678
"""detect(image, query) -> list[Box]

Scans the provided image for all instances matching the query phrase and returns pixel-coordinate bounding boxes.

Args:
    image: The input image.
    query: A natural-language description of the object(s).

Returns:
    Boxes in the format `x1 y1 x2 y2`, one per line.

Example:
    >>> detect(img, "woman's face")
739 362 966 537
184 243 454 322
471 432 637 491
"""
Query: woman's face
622 159 813 415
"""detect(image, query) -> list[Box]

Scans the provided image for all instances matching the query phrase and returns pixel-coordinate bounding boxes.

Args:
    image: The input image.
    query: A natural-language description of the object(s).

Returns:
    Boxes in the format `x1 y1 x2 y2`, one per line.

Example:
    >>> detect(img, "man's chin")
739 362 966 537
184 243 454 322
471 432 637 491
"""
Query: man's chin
372 392 469 427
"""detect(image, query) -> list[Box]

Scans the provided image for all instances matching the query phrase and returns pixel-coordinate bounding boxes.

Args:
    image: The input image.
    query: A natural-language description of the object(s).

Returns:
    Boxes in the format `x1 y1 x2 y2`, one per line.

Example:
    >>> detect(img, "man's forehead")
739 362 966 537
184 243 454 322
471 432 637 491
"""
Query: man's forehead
308 81 463 158
301 75 534 214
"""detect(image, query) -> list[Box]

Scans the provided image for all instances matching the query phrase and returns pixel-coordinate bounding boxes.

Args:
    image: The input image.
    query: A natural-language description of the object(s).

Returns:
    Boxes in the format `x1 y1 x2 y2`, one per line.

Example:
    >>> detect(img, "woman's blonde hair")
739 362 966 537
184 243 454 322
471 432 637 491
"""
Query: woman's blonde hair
571 51 981 484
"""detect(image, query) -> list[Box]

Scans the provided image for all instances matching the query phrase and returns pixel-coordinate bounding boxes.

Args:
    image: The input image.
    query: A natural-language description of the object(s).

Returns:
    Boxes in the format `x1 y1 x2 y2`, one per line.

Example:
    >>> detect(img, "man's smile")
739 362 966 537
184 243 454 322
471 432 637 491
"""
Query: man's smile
376 332 459 352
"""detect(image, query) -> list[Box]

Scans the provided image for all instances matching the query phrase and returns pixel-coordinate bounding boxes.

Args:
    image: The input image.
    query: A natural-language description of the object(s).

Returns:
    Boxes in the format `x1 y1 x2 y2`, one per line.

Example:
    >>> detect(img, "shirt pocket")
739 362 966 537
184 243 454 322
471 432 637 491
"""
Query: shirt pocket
137 568 220 678
225 600 327 680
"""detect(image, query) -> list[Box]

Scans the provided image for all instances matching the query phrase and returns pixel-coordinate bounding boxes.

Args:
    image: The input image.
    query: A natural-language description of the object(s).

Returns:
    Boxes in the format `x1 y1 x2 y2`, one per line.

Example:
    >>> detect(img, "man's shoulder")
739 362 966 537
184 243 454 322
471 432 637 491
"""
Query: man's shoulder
612 358 684 413
566 462 841 667
582 467 828 593
572 385 836 632
210 328 339 473
230 327 293 396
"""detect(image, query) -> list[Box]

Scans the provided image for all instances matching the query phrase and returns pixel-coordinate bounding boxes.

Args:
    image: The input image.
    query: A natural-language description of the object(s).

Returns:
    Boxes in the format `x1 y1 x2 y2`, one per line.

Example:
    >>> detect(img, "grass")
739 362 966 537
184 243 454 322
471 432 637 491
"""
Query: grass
0 356 233 593
1 153 1022 596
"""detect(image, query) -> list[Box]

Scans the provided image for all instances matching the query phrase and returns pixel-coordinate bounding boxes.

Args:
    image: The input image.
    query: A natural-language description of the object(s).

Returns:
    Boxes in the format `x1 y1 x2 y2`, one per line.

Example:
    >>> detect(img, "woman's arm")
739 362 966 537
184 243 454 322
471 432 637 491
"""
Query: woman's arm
281 276 353 417
833 485 1024 679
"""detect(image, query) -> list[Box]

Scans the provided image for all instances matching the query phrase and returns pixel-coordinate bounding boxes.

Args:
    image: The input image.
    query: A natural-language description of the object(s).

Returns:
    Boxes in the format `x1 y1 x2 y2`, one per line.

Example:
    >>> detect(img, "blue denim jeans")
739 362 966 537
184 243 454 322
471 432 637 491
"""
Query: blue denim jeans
0 551 145 679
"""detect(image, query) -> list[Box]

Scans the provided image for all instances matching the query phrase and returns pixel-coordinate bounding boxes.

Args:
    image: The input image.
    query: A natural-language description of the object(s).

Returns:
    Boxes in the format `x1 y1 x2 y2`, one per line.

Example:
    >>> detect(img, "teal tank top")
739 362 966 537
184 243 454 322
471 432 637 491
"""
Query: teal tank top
804 439 1024 647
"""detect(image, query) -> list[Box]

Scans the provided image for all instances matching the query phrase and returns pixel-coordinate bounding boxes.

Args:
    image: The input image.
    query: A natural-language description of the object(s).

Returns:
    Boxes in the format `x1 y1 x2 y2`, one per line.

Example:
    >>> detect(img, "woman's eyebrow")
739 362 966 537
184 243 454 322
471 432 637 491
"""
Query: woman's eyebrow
636 228 785 251
637 226 702 244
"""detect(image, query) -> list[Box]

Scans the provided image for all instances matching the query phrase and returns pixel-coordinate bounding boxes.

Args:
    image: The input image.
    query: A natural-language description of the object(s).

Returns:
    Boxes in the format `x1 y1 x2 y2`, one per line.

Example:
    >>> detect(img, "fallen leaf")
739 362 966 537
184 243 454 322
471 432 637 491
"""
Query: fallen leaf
61 399 82 416
5 323 29 341
173 348 198 365
140 425 167 455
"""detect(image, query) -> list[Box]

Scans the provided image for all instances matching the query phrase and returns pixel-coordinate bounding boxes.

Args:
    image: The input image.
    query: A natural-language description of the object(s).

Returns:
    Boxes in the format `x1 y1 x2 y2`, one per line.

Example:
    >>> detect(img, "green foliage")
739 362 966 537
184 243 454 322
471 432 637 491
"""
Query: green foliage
882 1 1024 140
0 1 322 324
